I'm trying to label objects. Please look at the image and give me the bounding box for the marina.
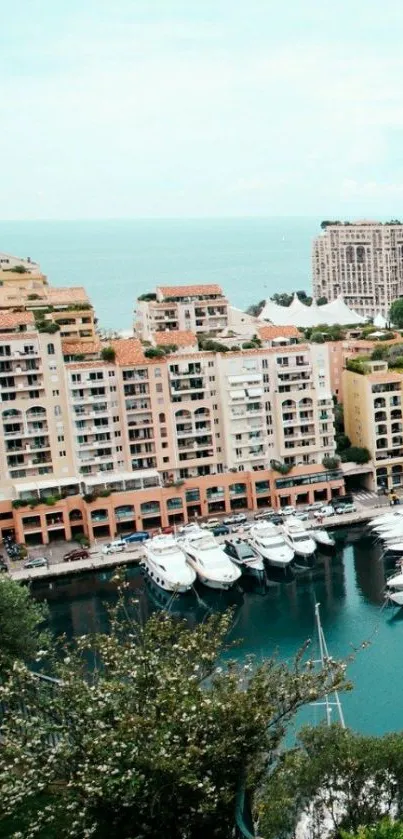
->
[26,522,403,737]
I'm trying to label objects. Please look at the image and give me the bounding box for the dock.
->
[9,547,143,583]
[6,502,392,584]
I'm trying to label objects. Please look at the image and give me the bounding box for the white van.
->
[102,540,126,555]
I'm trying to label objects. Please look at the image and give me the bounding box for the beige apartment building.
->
[312,221,403,319]
[343,361,403,491]
[134,284,230,340]
[0,266,345,544]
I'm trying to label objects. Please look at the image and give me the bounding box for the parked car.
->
[102,540,127,555]
[224,515,237,525]
[123,531,150,543]
[232,513,248,524]
[294,511,309,521]
[314,505,335,518]
[203,518,221,530]
[24,556,48,569]
[161,526,174,535]
[334,502,356,515]
[212,524,230,536]
[281,505,295,516]
[63,548,90,562]
[254,511,272,520]
[270,514,284,525]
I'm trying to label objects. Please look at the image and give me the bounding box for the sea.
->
[0,217,320,330]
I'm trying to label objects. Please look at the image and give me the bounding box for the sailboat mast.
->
[314,602,346,729]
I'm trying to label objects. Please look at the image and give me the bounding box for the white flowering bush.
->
[0,601,347,838]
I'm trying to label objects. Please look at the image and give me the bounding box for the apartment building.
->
[0,303,344,545]
[0,284,96,345]
[0,313,77,500]
[343,361,403,491]
[0,251,44,280]
[135,284,229,340]
[312,221,403,318]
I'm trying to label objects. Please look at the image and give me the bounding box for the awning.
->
[247,387,263,397]
[230,389,246,399]
[17,476,79,493]
[228,374,261,385]
[84,469,160,487]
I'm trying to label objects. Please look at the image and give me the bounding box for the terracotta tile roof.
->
[0,332,38,342]
[154,330,197,348]
[0,311,35,329]
[258,325,302,341]
[62,340,101,357]
[109,338,146,366]
[158,284,223,299]
[46,287,91,305]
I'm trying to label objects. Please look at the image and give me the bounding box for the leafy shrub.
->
[100,346,116,363]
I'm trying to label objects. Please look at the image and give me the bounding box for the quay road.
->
[6,490,392,584]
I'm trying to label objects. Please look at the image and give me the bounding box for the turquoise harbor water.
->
[0,217,320,330]
[31,527,403,738]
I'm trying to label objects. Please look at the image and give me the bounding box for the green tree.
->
[0,605,346,839]
[390,299,403,328]
[343,819,403,838]
[258,725,403,839]
[336,433,351,452]
[341,446,371,464]
[0,576,48,669]
[246,299,266,317]
[317,296,328,305]
[100,346,116,362]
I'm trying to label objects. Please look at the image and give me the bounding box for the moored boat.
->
[312,529,336,550]
[249,521,294,569]
[282,517,316,558]
[141,534,196,593]
[179,528,242,590]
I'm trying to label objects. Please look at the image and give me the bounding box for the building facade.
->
[312,221,403,318]
[134,284,230,340]
[343,361,403,491]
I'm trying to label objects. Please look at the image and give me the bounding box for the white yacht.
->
[282,517,316,558]
[370,511,403,529]
[141,534,196,593]
[312,529,336,550]
[386,570,403,590]
[379,524,403,544]
[249,521,294,569]
[179,528,241,590]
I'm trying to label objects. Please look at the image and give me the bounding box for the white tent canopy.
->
[373,312,388,329]
[258,294,366,327]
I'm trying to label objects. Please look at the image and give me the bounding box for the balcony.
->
[115,505,135,520]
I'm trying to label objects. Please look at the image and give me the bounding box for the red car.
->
[63,548,90,562]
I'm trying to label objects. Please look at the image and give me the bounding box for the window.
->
[108,370,115,377]
[154,368,161,377]
[110,385,117,392]
[114,430,121,437]
[162,442,168,448]
[159,412,166,423]
[163,456,169,463]
[113,415,119,422]
[52,389,59,397]
[54,406,61,417]
[57,434,64,442]
[59,450,66,457]
[156,384,163,393]
[47,343,55,355]
[71,373,81,383]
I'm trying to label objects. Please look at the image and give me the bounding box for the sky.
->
[1,0,403,219]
